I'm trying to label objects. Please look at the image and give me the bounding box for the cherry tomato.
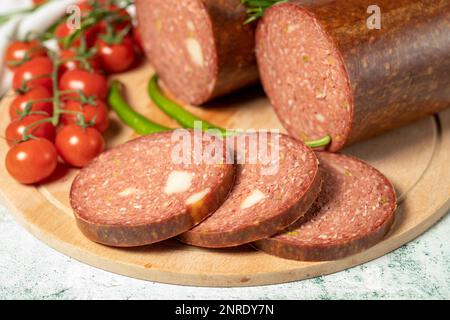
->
[9,86,53,120]
[97,5,132,33]
[56,125,105,168]
[5,40,47,69]
[59,49,101,74]
[61,99,109,133]
[6,139,58,184]
[32,0,47,5]
[12,56,53,92]
[76,0,111,12]
[59,69,107,99]
[96,36,135,73]
[6,115,56,146]
[55,21,98,49]
[76,0,94,15]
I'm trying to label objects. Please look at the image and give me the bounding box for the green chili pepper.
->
[147,74,331,148]
[148,75,227,135]
[108,80,170,135]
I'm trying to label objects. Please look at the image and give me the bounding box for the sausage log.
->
[135,0,259,105]
[256,0,450,151]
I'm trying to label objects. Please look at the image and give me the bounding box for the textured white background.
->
[0,203,448,300]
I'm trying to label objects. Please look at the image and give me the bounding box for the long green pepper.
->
[147,75,227,135]
[108,80,170,135]
[109,75,331,149]
[148,75,331,148]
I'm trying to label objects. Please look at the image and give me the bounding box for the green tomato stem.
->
[21,117,53,141]
[50,57,61,126]
[241,0,288,24]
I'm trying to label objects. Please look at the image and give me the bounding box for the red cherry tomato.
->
[5,40,47,69]
[75,0,111,12]
[96,36,135,73]
[97,5,132,33]
[55,21,98,49]
[55,125,105,168]
[59,49,101,74]
[61,99,109,133]
[32,0,47,5]
[12,56,53,92]
[6,139,58,185]
[6,115,56,146]
[76,0,94,15]
[59,69,107,99]
[9,86,53,120]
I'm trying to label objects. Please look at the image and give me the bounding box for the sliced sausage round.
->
[256,0,450,151]
[254,152,397,261]
[135,0,259,105]
[70,131,235,247]
[179,132,322,248]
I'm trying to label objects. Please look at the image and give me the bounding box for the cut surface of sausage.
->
[136,0,259,105]
[179,132,322,248]
[70,131,235,247]
[254,152,397,261]
[256,3,353,151]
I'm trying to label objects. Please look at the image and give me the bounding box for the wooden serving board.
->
[0,61,449,287]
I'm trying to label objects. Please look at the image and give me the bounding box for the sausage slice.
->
[70,131,235,247]
[254,152,397,261]
[135,0,259,105]
[179,133,322,248]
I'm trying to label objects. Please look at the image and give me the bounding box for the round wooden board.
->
[0,62,449,287]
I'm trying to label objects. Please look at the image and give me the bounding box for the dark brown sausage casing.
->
[135,0,259,105]
[256,0,450,151]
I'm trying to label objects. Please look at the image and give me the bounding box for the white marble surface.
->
[0,0,448,300]
[0,202,448,300]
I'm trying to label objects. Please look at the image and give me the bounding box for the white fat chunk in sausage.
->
[164,171,193,195]
[118,187,137,197]
[315,114,326,122]
[185,38,204,66]
[286,24,300,33]
[186,188,211,205]
[241,189,266,210]
[315,90,327,100]
[187,21,195,31]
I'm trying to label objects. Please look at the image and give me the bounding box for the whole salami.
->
[256,0,450,152]
[135,0,259,105]
[70,131,235,247]
[254,152,397,261]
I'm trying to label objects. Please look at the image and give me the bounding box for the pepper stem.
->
[305,135,332,149]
